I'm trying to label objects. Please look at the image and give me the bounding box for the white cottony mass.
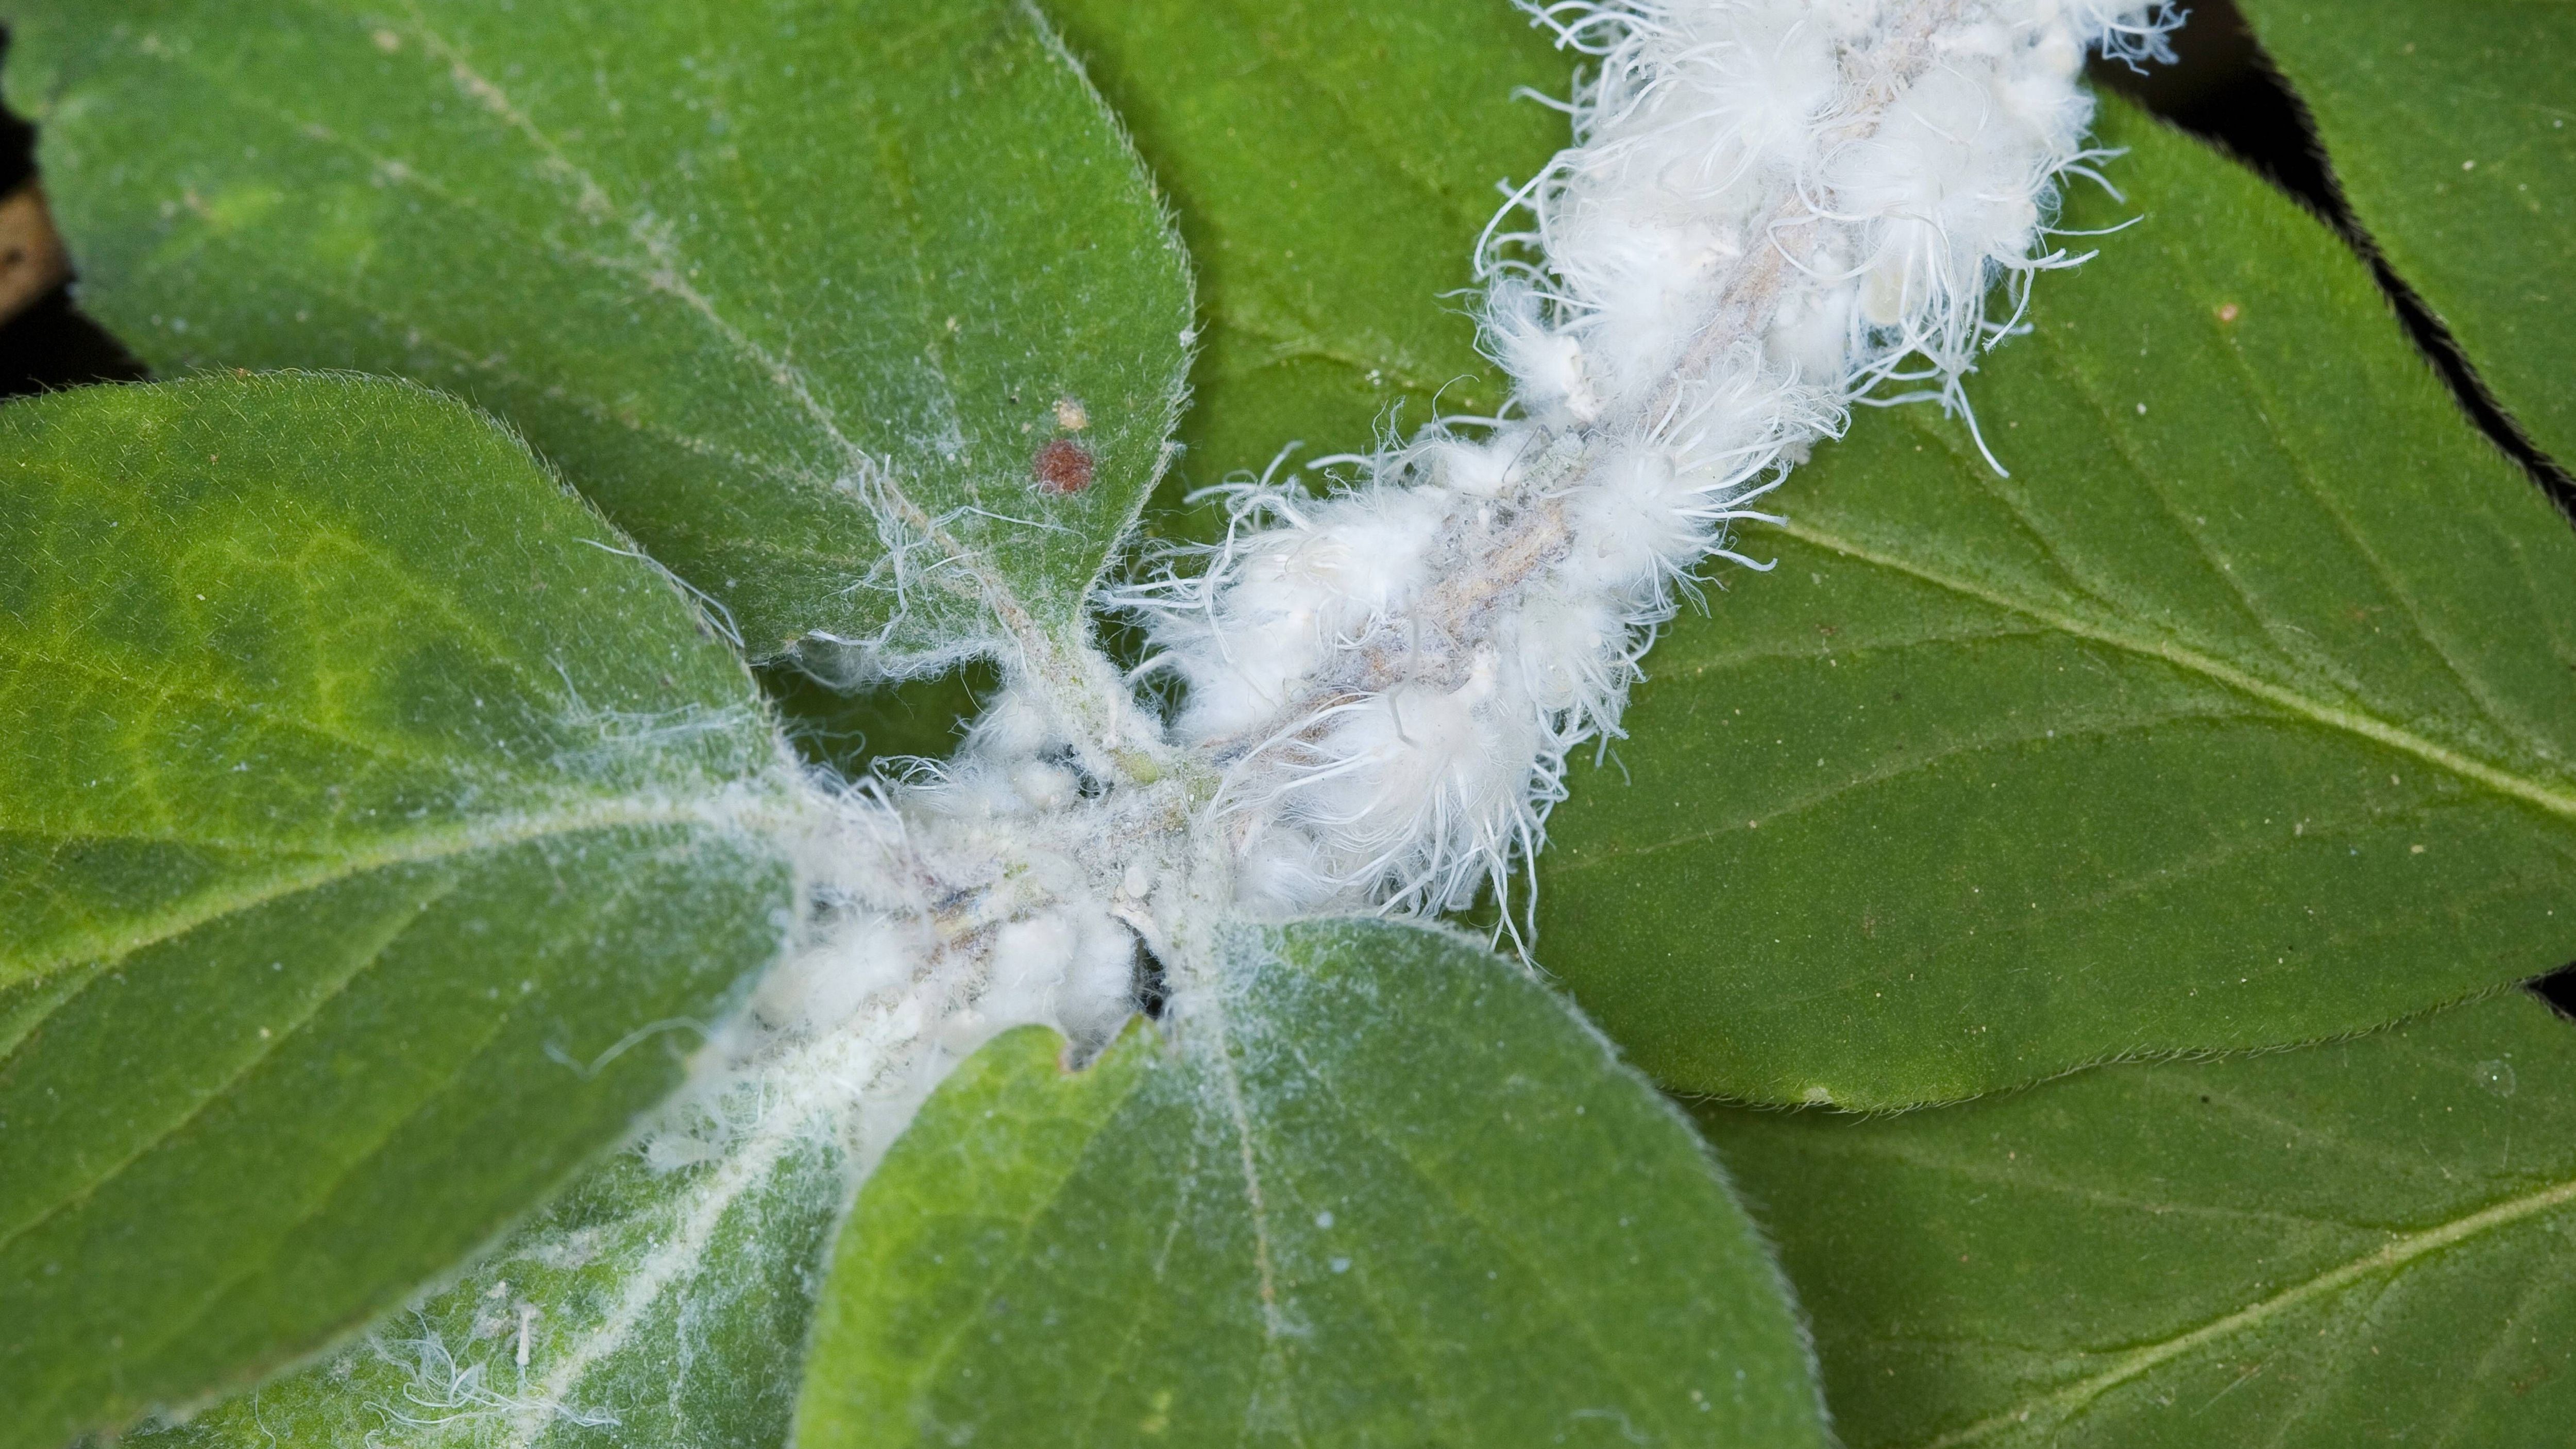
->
[120,5,2192,1435]
[730,0,2182,1192]
[1121,0,2178,931]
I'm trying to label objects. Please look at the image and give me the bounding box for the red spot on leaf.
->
[1034,437,1094,495]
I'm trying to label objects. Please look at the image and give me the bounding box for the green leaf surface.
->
[1698,992,2576,1448]
[756,657,996,783]
[798,919,1828,1448]
[1535,99,2576,1109]
[1045,0,1566,541]
[2238,0,2576,470]
[141,1101,850,1449]
[8,0,1193,660]
[0,374,794,1447]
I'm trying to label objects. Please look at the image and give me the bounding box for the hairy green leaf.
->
[1535,99,2576,1108]
[1699,992,2576,1447]
[798,919,1828,1448]
[2238,0,2576,470]
[1045,0,1566,541]
[0,374,795,1447]
[7,0,1192,660]
[137,1106,849,1449]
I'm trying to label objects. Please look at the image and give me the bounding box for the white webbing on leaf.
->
[1122,0,2175,928]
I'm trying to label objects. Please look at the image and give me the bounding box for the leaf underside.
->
[2237,0,2576,473]
[0,375,793,1448]
[798,919,1830,1448]
[7,0,1193,661]
[1536,99,2576,1107]
[1700,991,2576,1448]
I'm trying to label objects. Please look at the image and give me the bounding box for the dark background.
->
[2,4,2568,1016]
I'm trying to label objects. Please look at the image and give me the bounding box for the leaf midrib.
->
[1772,518,2576,822]
[0,793,734,993]
[1911,1171,2576,1447]
[1548,707,2243,874]
[1780,1124,2381,1235]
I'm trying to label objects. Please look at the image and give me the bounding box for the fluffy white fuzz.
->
[692,676,1206,1145]
[1122,0,2175,926]
[646,0,2185,1207]
[690,0,2183,1158]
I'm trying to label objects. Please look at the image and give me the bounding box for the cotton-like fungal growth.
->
[1124,0,2177,926]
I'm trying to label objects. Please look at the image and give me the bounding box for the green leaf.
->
[136,1106,850,1449]
[7,0,1193,660]
[2236,0,2576,471]
[1045,0,1567,541]
[1696,992,2576,1447]
[0,373,795,1447]
[756,656,997,782]
[797,919,1829,1447]
[1534,98,2576,1109]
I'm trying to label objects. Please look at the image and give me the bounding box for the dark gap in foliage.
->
[0,58,27,197]
[2091,1,2576,522]
[0,284,148,397]
[1132,934,1171,1021]
[0,30,149,398]
[2539,964,2576,1023]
